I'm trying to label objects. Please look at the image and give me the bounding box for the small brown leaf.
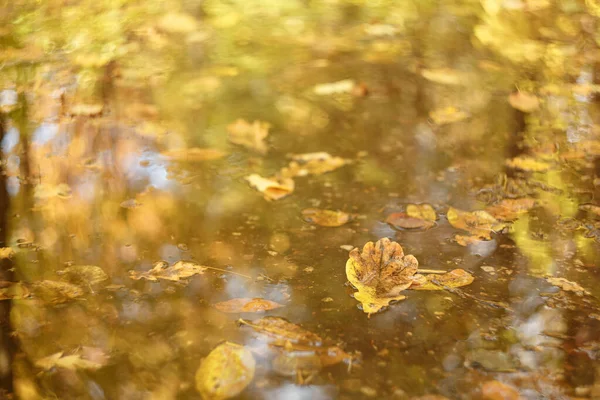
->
[195,342,255,400]
[245,174,294,201]
[238,317,322,346]
[214,298,284,313]
[129,261,207,282]
[58,265,108,287]
[227,119,270,154]
[345,238,419,314]
[546,277,589,295]
[508,91,539,113]
[386,212,435,230]
[302,208,353,227]
[282,152,351,177]
[409,269,474,290]
[447,207,505,240]
[486,198,535,221]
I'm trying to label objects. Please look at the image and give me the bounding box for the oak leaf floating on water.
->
[162,147,227,162]
[546,277,589,295]
[447,207,505,240]
[346,238,419,315]
[195,342,255,400]
[508,91,539,113]
[245,174,295,201]
[129,261,207,282]
[238,317,322,346]
[227,119,271,154]
[301,208,354,227]
[283,152,351,177]
[386,203,437,230]
[485,198,536,221]
[409,269,474,291]
[429,106,470,125]
[505,156,550,172]
[214,298,284,313]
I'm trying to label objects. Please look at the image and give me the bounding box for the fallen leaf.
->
[272,352,322,377]
[313,79,355,95]
[195,342,255,400]
[407,204,437,221]
[546,277,589,295]
[429,106,469,125]
[214,298,284,313]
[454,234,485,246]
[0,282,29,300]
[129,260,207,282]
[31,280,84,304]
[508,91,539,113]
[35,352,105,371]
[245,174,294,201]
[227,119,270,154]
[505,156,550,172]
[162,148,227,162]
[486,198,535,221]
[579,204,600,217]
[345,238,419,315]
[386,212,434,230]
[238,317,322,346]
[409,269,474,290]
[58,265,108,287]
[447,207,505,240]
[421,68,467,85]
[0,247,14,259]
[157,12,198,34]
[301,209,354,227]
[481,380,521,400]
[283,152,351,177]
[34,183,72,200]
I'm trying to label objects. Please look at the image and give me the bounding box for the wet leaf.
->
[301,209,354,227]
[421,68,467,85]
[546,277,589,295]
[0,247,14,259]
[129,261,207,282]
[195,342,255,400]
[466,349,517,372]
[35,352,106,371]
[227,119,270,154]
[283,152,351,177]
[409,269,474,290]
[272,352,322,377]
[454,234,485,246]
[238,317,322,345]
[386,213,434,230]
[313,79,355,95]
[429,106,469,125]
[481,380,521,400]
[407,204,437,221]
[245,174,294,201]
[58,265,108,287]
[31,280,84,304]
[505,156,550,172]
[447,207,505,240]
[162,148,227,162]
[214,298,284,313]
[345,238,419,315]
[0,282,30,301]
[486,198,535,221]
[508,91,539,113]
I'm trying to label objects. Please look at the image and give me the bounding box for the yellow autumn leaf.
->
[508,91,539,113]
[505,156,550,172]
[245,174,294,201]
[227,119,271,154]
[447,207,505,240]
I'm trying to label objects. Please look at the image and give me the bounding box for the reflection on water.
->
[1,0,600,398]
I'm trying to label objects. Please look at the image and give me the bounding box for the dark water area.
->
[1,1,600,399]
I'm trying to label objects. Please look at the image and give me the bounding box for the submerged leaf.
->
[508,91,539,113]
[283,152,351,177]
[162,148,227,162]
[429,106,469,125]
[409,269,474,290]
[214,298,284,313]
[238,317,322,346]
[31,280,84,304]
[447,207,505,240]
[546,277,589,295]
[129,261,207,282]
[195,342,255,400]
[272,352,322,377]
[301,209,354,227]
[505,156,550,172]
[386,204,437,230]
[245,174,295,201]
[485,198,535,221]
[58,265,108,287]
[345,238,419,314]
[35,352,106,371]
[227,119,270,154]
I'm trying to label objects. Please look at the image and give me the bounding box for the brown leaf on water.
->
[227,119,270,154]
[129,261,207,282]
[386,204,437,230]
[409,269,474,290]
[0,282,29,301]
[486,198,535,221]
[301,208,354,227]
[31,280,84,304]
[195,342,255,400]
[454,234,485,247]
[245,174,294,201]
[345,238,419,314]
[508,91,539,113]
[429,106,469,125]
[58,265,108,287]
[282,152,351,177]
[238,317,322,346]
[214,298,284,313]
[447,207,505,240]
[35,351,107,371]
[546,277,589,295]
[162,147,227,162]
[505,156,550,172]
